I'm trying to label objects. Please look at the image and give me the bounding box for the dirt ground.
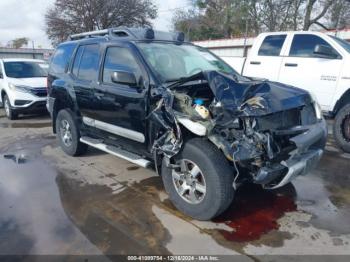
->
[0,109,350,261]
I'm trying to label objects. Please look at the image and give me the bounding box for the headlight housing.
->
[309,91,323,120]
[8,83,31,94]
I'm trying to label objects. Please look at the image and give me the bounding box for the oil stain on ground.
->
[293,151,350,236]
[57,175,171,255]
[0,155,102,255]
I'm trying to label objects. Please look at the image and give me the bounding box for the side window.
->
[50,44,76,74]
[102,47,142,85]
[73,44,100,81]
[289,34,336,58]
[258,35,286,56]
[72,46,84,76]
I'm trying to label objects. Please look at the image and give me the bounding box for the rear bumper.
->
[257,119,327,189]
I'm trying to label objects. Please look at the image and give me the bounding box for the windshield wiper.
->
[165,71,205,89]
[165,77,189,83]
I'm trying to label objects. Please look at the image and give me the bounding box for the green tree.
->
[173,0,339,41]
[10,37,29,49]
[46,0,158,45]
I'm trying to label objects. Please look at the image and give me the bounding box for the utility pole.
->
[32,40,35,59]
[243,18,249,57]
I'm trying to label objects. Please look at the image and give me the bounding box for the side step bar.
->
[80,136,151,168]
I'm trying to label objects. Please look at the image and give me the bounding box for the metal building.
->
[0,47,54,61]
[193,29,350,58]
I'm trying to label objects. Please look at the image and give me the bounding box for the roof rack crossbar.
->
[69,28,132,40]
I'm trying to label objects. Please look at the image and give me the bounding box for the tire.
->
[3,94,18,120]
[334,104,350,153]
[161,138,235,220]
[56,109,88,156]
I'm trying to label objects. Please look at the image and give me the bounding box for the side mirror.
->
[0,72,3,79]
[313,44,339,59]
[111,70,137,86]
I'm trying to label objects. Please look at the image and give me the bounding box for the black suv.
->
[47,28,327,220]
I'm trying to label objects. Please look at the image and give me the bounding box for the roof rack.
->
[69,28,132,40]
[68,27,186,42]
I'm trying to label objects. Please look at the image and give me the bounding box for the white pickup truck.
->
[221,31,350,152]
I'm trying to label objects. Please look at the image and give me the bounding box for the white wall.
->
[193,29,350,58]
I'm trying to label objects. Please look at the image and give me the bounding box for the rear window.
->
[50,43,76,74]
[258,35,286,56]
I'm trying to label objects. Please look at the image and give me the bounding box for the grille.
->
[256,103,317,131]
[30,88,47,97]
[256,108,301,131]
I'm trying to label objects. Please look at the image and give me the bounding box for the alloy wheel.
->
[172,159,206,204]
[60,119,73,147]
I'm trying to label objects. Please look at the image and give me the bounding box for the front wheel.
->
[3,94,17,120]
[161,138,235,220]
[334,104,350,153]
[56,109,88,156]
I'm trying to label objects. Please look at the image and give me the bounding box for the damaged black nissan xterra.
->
[47,28,327,220]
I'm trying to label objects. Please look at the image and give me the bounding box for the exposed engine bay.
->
[150,71,327,189]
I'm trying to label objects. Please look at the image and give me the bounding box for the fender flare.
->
[333,88,350,116]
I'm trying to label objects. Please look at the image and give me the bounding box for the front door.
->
[278,34,344,111]
[92,45,149,145]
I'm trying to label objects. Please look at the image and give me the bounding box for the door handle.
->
[285,63,298,67]
[250,61,261,65]
[95,91,105,99]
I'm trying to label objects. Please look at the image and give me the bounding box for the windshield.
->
[330,36,350,53]
[137,42,238,82]
[4,61,48,78]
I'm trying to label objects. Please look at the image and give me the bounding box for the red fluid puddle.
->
[213,184,297,242]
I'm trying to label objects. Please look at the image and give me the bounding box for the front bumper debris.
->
[259,119,327,189]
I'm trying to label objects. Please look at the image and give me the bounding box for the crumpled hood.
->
[168,70,311,117]
[6,77,47,89]
[203,71,312,116]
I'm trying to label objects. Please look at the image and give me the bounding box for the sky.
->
[0,0,189,49]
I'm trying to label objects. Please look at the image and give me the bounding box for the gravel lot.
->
[0,109,350,261]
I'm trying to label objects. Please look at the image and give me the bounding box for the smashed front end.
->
[150,71,327,189]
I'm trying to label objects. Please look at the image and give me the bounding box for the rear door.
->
[91,44,149,144]
[70,43,101,119]
[243,34,287,81]
[278,34,343,110]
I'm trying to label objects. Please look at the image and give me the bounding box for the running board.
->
[80,136,151,168]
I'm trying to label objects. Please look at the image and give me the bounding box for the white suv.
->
[0,59,48,120]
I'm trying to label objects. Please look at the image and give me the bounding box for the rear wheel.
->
[3,94,17,120]
[334,104,350,153]
[161,138,235,220]
[56,109,88,156]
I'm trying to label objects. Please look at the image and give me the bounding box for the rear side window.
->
[72,44,100,81]
[50,43,76,74]
[102,46,142,84]
[72,46,84,76]
[258,35,286,56]
[289,34,335,57]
